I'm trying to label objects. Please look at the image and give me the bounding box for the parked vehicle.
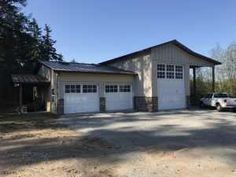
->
[200,93,236,111]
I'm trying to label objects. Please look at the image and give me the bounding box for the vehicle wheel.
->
[216,103,222,112]
[199,102,205,108]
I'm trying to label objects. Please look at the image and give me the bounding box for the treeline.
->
[0,0,63,105]
[193,43,236,97]
[0,0,63,74]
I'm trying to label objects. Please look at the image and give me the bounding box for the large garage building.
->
[17,40,221,114]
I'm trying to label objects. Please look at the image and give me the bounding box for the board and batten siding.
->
[38,65,51,81]
[38,65,58,113]
[57,72,134,99]
[108,53,153,97]
[151,43,215,98]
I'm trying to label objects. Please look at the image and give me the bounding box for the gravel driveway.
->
[59,109,236,177]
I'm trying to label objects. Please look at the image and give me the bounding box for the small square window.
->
[167,72,174,79]
[157,64,165,71]
[157,64,166,78]
[176,66,183,72]
[120,85,131,92]
[76,85,80,93]
[175,66,183,79]
[176,73,183,79]
[157,72,165,78]
[65,85,70,93]
[167,65,174,71]
[70,85,75,93]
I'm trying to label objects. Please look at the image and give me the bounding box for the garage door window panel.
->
[157,64,165,78]
[70,85,76,93]
[83,85,97,93]
[65,85,81,93]
[166,65,174,79]
[76,85,81,93]
[65,85,70,93]
[105,85,118,93]
[175,66,183,79]
[119,85,131,92]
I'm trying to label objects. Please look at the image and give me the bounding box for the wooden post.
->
[212,66,215,92]
[19,84,22,113]
[193,67,196,96]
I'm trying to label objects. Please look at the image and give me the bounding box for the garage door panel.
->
[105,84,133,111]
[64,84,99,114]
[106,93,133,111]
[157,64,186,110]
[158,79,186,110]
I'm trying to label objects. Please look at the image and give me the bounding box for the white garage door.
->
[64,84,99,114]
[157,64,186,110]
[105,84,133,111]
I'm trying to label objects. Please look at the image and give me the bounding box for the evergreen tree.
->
[0,0,63,72]
[28,18,43,61]
[42,24,62,61]
[0,0,28,73]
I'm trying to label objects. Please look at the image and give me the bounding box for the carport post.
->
[19,83,22,113]
[212,66,215,92]
[193,67,196,96]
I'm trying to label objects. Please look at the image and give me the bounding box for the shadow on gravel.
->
[0,110,236,170]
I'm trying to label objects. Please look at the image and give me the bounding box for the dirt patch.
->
[0,113,117,177]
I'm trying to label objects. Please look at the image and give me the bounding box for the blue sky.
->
[24,0,236,63]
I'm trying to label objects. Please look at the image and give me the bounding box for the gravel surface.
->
[60,110,236,177]
[0,110,236,177]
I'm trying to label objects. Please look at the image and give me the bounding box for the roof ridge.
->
[99,39,221,65]
[39,59,136,75]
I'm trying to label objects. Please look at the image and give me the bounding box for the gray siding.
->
[108,53,153,97]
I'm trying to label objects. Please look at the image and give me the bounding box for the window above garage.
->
[157,64,183,79]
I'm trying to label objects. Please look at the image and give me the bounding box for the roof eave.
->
[55,70,137,75]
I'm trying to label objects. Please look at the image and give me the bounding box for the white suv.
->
[200,93,236,111]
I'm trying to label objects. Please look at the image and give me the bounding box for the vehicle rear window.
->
[214,93,228,98]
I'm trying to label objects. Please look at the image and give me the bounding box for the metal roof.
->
[100,40,222,65]
[11,74,50,84]
[40,61,136,75]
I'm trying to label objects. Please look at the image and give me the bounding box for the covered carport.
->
[11,74,50,113]
[190,64,220,105]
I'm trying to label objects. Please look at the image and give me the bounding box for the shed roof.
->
[40,61,136,75]
[100,40,221,65]
[11,74,50,84]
